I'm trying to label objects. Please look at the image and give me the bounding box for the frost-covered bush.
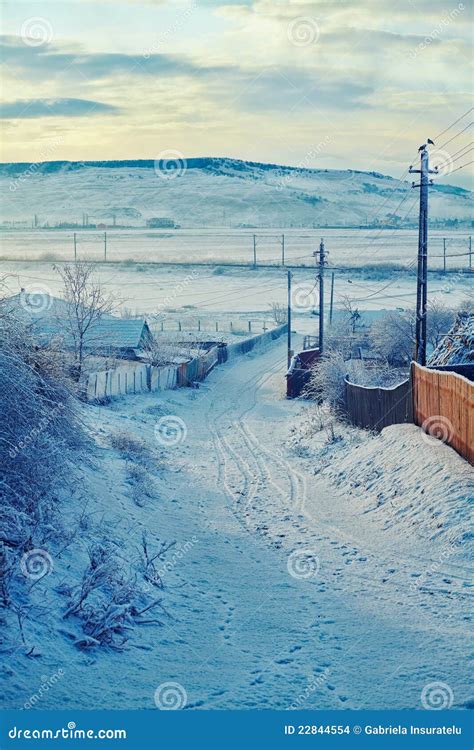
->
[0,312,83,599]
[305,351,368,408]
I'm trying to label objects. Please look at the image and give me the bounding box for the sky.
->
[1,0,473,187]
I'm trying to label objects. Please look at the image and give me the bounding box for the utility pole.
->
[73,232,77,261]
[253,235,257,268]
[329,271,335,325]
[281,234,285,266]
[409,144,437,366]
[104,231,107,262]
[469,236,472,270]
[443,238,447,273]
[314,238,327,353]
[287,270,292,368]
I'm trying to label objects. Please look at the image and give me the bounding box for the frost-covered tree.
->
[54,261,116,380]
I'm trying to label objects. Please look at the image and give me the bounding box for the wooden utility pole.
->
[104,231,107,261]
[443,238,447,273]
[317,238,326,353]
[469,236,472,269]
[73,232,77,261]
[329,271,335,325]
[287,270,292,367]
[253,234,257,268]
[281,234,285,266]
[409,144,437,365]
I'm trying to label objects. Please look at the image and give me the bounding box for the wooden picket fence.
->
[411,362,473,464]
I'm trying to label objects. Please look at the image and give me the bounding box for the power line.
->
[437,122,473,151]
[432,107,473,141]
[439,160,473,177]
[436,147,474,172]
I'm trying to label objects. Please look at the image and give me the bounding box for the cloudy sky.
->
[1,0,472,185]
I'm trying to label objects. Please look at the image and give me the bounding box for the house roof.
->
[2,292,151,351]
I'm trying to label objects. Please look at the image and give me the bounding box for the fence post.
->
[443,238,447,273]
[216,321,218,332]
[73,232,77,261]
[104,231,107,262]
[248,321,252,332]
[469,236,472,269]
[178,321,182,332]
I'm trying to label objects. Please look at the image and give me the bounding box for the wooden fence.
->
[342,365,472,464]
[84,324,287,402]
[344,377,413,431]
[412,362,473,464]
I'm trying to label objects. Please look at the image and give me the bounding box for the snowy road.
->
[4,337,470,712]
[90,338,471,711]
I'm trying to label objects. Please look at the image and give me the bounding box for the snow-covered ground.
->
[1,261,472,328]
[0,227,472,271]
[2,335,472,711]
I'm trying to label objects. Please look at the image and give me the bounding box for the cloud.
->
[0,98,121,119]
[0,36,231,83]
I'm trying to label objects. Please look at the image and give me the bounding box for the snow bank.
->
[290,413,473,560]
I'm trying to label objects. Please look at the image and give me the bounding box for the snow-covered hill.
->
[1,157,472,228]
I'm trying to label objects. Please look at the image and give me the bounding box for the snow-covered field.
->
[0,227,472,271]
[2,336,472,711]
[1,260,472,330]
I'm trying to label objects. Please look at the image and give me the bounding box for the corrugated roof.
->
[2,293,150,350]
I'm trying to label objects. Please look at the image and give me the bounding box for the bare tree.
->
[269,302,287,325]
[54,262,116,380]
[340,295,362,334]
[426,300,455,350]
[370,309,415,365]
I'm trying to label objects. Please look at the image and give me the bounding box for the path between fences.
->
[84,324,288,402]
